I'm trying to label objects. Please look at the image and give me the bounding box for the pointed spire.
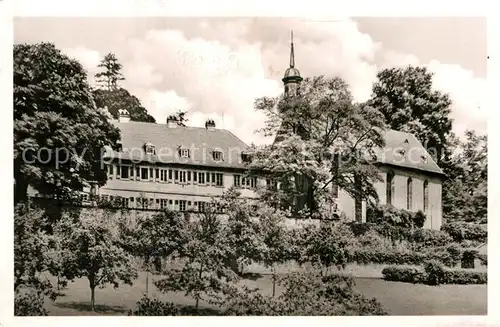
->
[290,30,295,68]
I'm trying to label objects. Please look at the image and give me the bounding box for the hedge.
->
[349,244,462,267]
[382,265,487,285]
[441,222,487,243]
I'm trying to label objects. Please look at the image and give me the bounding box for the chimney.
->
[118,109,130,123]
[205,119,216,131]
[166,115,178,128]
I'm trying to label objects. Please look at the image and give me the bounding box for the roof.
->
[104,121,249,169]
[373,129,444,175]
[284,67,301,78]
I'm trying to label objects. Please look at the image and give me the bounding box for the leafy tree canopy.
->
[13,42,121,203]
[248,76,386,216]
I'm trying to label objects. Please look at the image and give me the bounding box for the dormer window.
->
[144,142,155,155]
[397,149,406,156]
[213,150,223,161]
[179,148,190,158]
[114,140,123,152]
[241,151,251,163]
[421,154,428,163]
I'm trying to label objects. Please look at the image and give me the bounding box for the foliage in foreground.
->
[133,271,386,316]
[14,204,62,315]
[382,263,487,285]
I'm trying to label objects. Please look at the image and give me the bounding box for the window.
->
[129,166,134,179]
[136,167,140,180]
[168,169,173,182]
[213,150,223,161]
[206,172,210,184]
[250,177,257,189]
[180,149,190,158]
[386,171,395,205]
[129,197,134,204]
[160,169,167,182]
[145,143,156,155]
[180,171,187,183]
[198,201,207,212]
[193,171,197,182]
[150,168,154,181]
[160,199,168,209]
[120,165,129,179]
[212,173,216,185]
[187,171,191,182]
[116,165,121,179]
[198,172,205,184]
[423,180,429,212]
[234,175,241,187]
[407,177,413,210]
[141,167,149,180]
[108,165,113,179]
[122,197,129,208]
[156,169,160,180]
[216,173,224,187]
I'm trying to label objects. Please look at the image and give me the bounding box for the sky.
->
[13,17,487,145]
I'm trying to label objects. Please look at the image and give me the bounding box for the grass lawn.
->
[44,272,487,316]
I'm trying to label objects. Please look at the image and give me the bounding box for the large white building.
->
[96,36,445,229]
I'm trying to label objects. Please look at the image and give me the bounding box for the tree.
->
[154,206,239,310]
[14,204,62,315]
[443,130,487,223]
[218,189,265,274]
[258,206,290,296]
[119,210,188,295]
[368,66,453,165]
[295,221,356,274]
[92,87,156,123]
[249,76,386,218]
[92,53,156,123]
[95,53,125,90]
[13,42,121,204]
[55,208,138,311]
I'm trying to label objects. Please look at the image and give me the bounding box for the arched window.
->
[386,171,395,205]
[423,180,429,212]
[407,177,413,210]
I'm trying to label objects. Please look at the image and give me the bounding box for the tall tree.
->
[92,53,156,123]
[55,209,138,311]
[443,130,487,223]
[119,210,188,295]
[13,43,121,203]
[368,66,453,164]
[95,53,125,90]
[248,76,386,218]
[92,88,156,123]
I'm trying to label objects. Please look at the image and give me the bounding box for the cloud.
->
[62,46,101,84]
[59,18,486,145]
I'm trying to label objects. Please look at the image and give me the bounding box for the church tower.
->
[282,31,303,96]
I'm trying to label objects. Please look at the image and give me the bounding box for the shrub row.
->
[382,264,487,285]
[441,222,487,243]
[348,222,453,247]
[366,204,426,228]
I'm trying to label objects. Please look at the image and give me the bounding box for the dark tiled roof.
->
[106,121,443,175]
[374,129,444,175]
[104,121,249,169]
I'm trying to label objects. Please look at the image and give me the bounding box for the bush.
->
[382,266,424,283]
[443,270,487,285]
[410,229,453,248]
[461,249,478,269]
[129,296,221,316]
[15,291,48,316]
[367,204,426,228]
[424,260,446,285]
[381,265,487,285]
[441,222,487,243]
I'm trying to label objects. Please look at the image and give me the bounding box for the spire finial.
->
[290,30,295,68]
